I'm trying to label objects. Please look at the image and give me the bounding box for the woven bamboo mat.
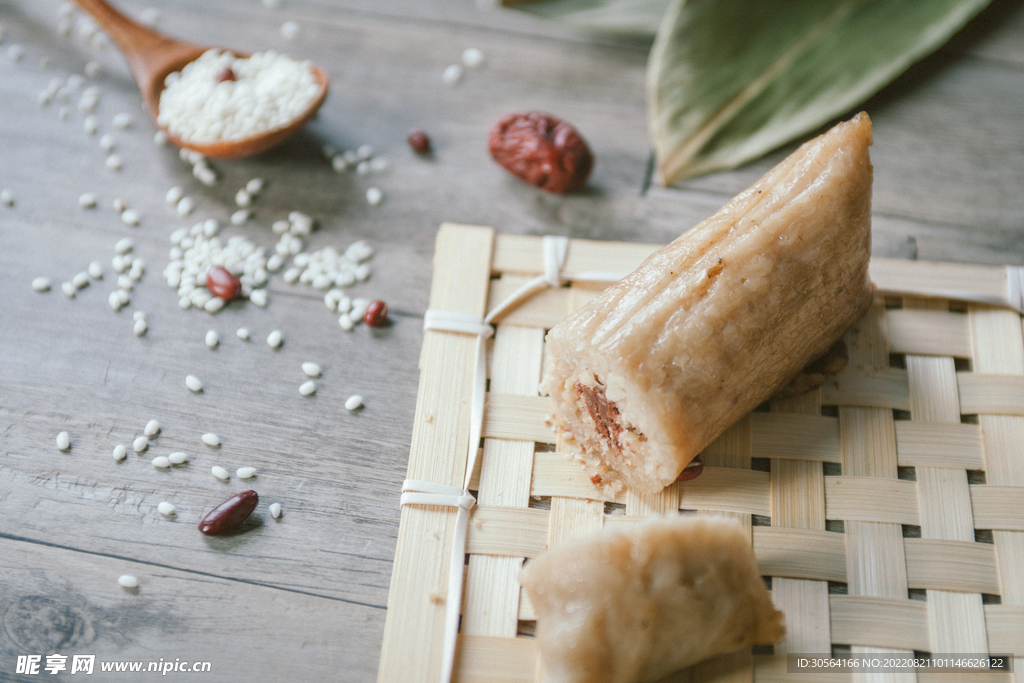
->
[378,223,1024,683]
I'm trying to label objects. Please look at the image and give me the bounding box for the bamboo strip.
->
[824,477,919,525]
[752,655,851,683]
[957,374,1024,416]
[838,304,915,683]
[970,486,1024,531]
[970,306,1024,683]
[466,506,548,559]
[821,369,910,411]
[491,234,657,278]
[453,634,536,683]
[868,259,1009,306]
[829,596,930,652]
[378,223,495,683]
[530,451,623,503]
[905,300,988,655]
[485,282,571,329]
[694,416,754,683]
[678,467,771,516]
[984,605,1024,653]
[750,412,840,463]
[904,538,999,594]
[769,390,832,657]
[483,394,555,444]
[893,422,985,469]
[885,308,971,359]
[753,527,847,583]
[465,323,546,638]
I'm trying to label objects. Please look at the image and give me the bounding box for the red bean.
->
[206,265,242,301]
[407,129,431,154]
[198,490,258,535]
[364,300,388,327]
[676,457,704,482]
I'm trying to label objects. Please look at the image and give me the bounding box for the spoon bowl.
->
[73,0,329,159]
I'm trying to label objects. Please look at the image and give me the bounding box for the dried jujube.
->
[488,111,593,193]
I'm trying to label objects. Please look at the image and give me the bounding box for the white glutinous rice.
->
[152,455,171,468]
[345,395,363,411]
[301,362,321,377]
[165,186,183,204]
[118,574,138,589]
[56,431,71,451]
[133,318,147,336]
[0,188,14,207]
[85,60,102,78]
[202,432,220,447]
[114,237,134,254]
[204,297,224,313]
[280,21,300,40]
[235,189,251,207]
[108,292,122,310]
[177,196,194,216]
[112,444,127,461]
[105,154,122,171]
[112,112,133,129]
[236,327,250,340]
[157,49,319,144]
[79,192,98,208]
[168,451,188,464]
[185,374,203,392]
[112,197,127,213]
[32,277,51,292]
[246,177,264,194]
[366,187,383,206]
[338,314,354,331]
[144,419,161,437]
[269,502,282,518]
[211,465,229,481]
[157,501,176,516]
[61,281,76,298]
[462,47,485,68]
[133,310,146,322]
[154,130,168,146]
[267,329,282,349]
[72,271,90,289]
[132,436,149,453]
[231,209,251,225]
[99,133,116,151]
[121,209,140,226]
[83,115,98,135]
[299,381,316,396]
[206,330,219,348]
[442,64,463,85]
[249,288,268,307]
[88,261,103,279]
[236,466,256,479]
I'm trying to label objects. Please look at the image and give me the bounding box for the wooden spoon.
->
[73,0,329,159]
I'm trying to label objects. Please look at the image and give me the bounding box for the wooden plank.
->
[0,537,383,682]
[453,634,536,683]
[466,506,548,559]
[378,224,494,683]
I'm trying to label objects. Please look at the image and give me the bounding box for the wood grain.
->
[2,0,1024,678]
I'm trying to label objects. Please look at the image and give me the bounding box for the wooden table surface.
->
[1,0,1022,680]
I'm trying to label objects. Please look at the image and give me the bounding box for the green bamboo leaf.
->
[648,0,992,184]
[508,0,669,37]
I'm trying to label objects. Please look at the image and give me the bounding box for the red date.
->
[198,490,258,535]
[676,457,704,482]
[364,300,388,327]
[407,129,431,154]
[488,111,593,193]
[206,265,242,301]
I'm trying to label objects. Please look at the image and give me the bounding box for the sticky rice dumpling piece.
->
[543,113,874,493]
[519,515,785,683]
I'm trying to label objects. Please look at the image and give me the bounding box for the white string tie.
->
[405,309,490,683]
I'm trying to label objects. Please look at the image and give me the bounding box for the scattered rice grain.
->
[267,329,282,349]
[301,361,321,377]
[236,466,256,479]
[269,502,282,518]
[366,187,383,206]
[236,327,250,340]
[152,455,171,468]
[105,154,122,171]
[211,465,229,480]
[118,574,138,588]
[112,444,127,461]
[165,186,183,204]
[299,380,316,396]
[56,431,71,451]
[185,374,203,392]
[205,330,219,348]
[249,289,267,307]
[133,436,149,452]
[202,433,220,447]
[121,209,140,226]
[157,501,176,516]
[114,237,134,254]
[144,419,160,436]
[61,281,76,298]
[345,395,363,411]
[32,277,51,292]
[168,451,188,464]
[88,261,103,279]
